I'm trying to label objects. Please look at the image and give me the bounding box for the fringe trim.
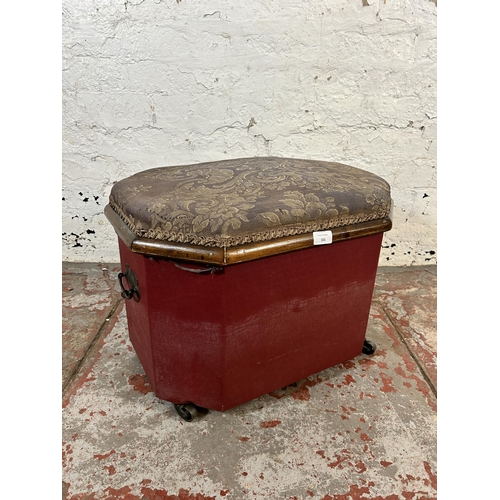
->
[108,199,390,249]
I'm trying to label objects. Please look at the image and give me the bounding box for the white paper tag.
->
[313,230,333,245]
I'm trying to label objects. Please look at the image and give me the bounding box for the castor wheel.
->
[174,403,199,422]
[362,339,376,355]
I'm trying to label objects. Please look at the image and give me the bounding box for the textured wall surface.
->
[62,0,437,265]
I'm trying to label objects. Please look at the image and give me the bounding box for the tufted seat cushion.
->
[107,157,391,250]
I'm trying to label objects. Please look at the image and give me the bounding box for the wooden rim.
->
[105,204,392,266]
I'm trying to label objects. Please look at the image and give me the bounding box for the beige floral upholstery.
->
[108,157,391,248]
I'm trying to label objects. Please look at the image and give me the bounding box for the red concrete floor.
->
[62,263,437,500]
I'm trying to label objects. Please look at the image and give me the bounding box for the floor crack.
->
[380,303,437,399]
[62,298,124,397]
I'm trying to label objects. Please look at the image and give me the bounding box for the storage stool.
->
[105,157,392,420]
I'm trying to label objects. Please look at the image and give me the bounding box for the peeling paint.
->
[93,450,116,461]
[63,265,436,499]
[128,374,154,395]
[379,372,397,393]
[259,420,282,428]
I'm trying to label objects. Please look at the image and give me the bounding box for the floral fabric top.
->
[108,157,391,248]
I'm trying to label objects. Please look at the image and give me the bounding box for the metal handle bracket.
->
[118,264,140,300]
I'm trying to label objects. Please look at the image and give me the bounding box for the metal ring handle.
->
[118,272,134,299]
[118,264,140,300]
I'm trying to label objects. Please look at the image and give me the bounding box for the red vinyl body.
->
[118,233,383,411]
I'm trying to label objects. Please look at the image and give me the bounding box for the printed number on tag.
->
[313,230,333,245]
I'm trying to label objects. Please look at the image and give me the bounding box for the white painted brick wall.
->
[62,0,437,265]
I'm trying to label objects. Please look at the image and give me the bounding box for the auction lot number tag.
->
[313,230,333,245]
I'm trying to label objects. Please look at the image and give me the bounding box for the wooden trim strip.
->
[105,204,392,266]
[224,218,392,265]
[104,205,224,264]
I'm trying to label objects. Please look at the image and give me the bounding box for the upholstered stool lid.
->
[105,157,391,264]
